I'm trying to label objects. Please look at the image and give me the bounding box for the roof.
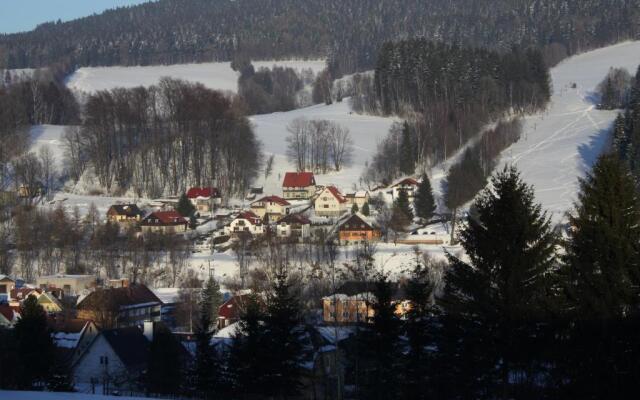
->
[11,288,41,300]
[252,195,291,207]
[235,211,262,226]
[0,274,14,282]
[108,204,143,217]
[102,327,150,368]
[346,191,369,198]
[277,213,311,225]
[325,186,348,203]
[0,304,20,322]
[283,172,316,188]
[339,213,378,231]
[141,210,188,226]
[331,281,406,300]
[393,178,419,187]
[77,284,161,311]
[186,187,220,199]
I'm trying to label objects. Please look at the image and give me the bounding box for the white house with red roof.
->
[140,210,188,234]
[225,211,265,237]
[391,177,419,200]
[282,172,317,200]
[186,187,222,213]
[315,186,348,217]
[250,195,291,222]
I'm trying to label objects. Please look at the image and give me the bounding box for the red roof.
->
[142,211,188,226]
[252,195,291,207]
[218,294,251,320]
[277,213,311,225]
[282,172,316,188]
[326,186,348,203]
[10,288,41,300]
[393,178,419,187]
[236,211,262,225]
[0,304,20,322]
[186,187,220,199]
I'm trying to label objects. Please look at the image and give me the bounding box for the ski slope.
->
[65,59,326,93]
[496,41,640,224]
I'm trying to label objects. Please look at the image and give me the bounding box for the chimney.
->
[143,321,154,342]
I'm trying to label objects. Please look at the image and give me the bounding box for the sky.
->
[0,0,153,34]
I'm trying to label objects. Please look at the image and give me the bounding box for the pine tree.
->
[557,154,640,398]
[202,276,223,327]
[261,267,304,398]
[394,188,413,220]
[399,122,415,175]
[403,256,436,400]
[193,277,223,398]
[612,113,628,160]
[176,193,195,217]
[14,295,55,389]
[351,203,359,214]
[414,173,436,222]
[361,202,371,216]
[354,273,403,400]
[147,324,183,395]
[438,166,557,398]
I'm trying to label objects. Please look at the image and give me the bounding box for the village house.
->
[345,191,370,210]
[315,186,348,217]
[50,318,100,367]
[250,195,292,222]
[225,211,265,237]
[0,275,16,302]
[106,204,144,225]
[390,177,419,200]
[36,274,96,297]
[338,213,382,245]
[0,304,20,327]
[276,213,312,242]
[282,172,317,200]
[187,187,222,214]
[217,293,254,329]
[76,284,162,329]
[140,210,188,234]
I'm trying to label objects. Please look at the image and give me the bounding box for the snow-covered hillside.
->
[30,125,69,170]
[496,41,640,224]
[65,59,326,93]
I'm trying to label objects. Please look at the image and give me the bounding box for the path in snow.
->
[496,41,640,225]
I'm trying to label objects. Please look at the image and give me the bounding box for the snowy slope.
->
[496,41,640,224]
[250,100,397,197]
[29,125,70,171]
[65,60,326,93]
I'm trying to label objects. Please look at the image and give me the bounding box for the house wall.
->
[322,298,373,324]
[225,219,264,236]
[315,190,346,217]
[276,223,310,241]
[283,186,315,200]
[36,276,95,296]
[141,224,187,235]
[339,230,381,245]
[0,279,15,297]
[73,335,127,385]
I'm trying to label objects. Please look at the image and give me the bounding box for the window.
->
[323,205,329,208]
[100,356,109,365]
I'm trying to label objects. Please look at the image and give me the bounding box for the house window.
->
[100,356,109,365]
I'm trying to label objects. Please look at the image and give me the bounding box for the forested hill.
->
[1,0,639,74]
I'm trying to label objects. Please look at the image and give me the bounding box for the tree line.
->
[361,40,549,185]
[1,0,639,76]
[610,65,640,182]
[70,78,262,198]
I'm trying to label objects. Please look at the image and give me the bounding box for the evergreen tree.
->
[612,113,628,160]
[399,122,415,175]
[361,202,370,216]
[351,203,359,214]
[354,273,403,400]
[147,325,183,395]
[394,188,413,221]
[228,295,268,397]
[14,295,55,389]
[414,173,436,221]
[557,154,640,398]
[438,166,557,398]
[176,193,195,217]
[403,257,436,400]
[193,277,223,398]
[262,267,304,398]
[202,276,223,326]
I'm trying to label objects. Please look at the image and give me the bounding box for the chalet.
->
[76,284,162,329]
[276,213,311,242]
[345,191,370,210]
[315,186,348,217]
[106,204,144,225]
[282,172,316,200]
[36,274,96,297]
[391,177,419,200]
[73,324,152,392]
[225,211,265,237]
[0,304,20,327]
[322,281,411,325]
[187,187,222,213]
[250,195,291,222]
[0,275,15,302]
[140,210,188,234]
[338,213,382,245]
